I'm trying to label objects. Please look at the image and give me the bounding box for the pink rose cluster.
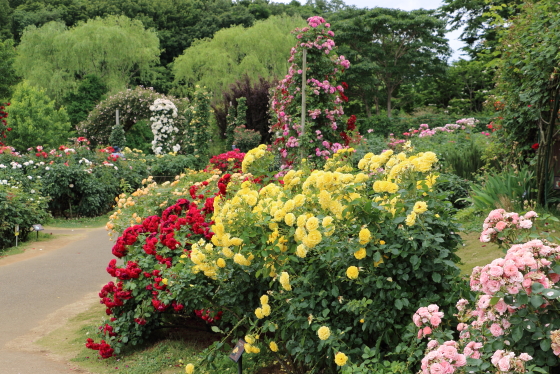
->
[479,209,537,243]
[270,15,351,169]
[413,304,444,338]
[420,340,467,374]
[491,350,532,373]
[471,239,560,296]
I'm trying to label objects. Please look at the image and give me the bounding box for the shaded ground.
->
[0,227,113,374]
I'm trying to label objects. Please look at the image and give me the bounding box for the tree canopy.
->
[333,8,450,117]
[172,15,305,99]
[14,15,160,101]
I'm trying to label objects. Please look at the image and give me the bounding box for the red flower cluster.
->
[86,338,114,358]
[106,259,142,280]
[205,150,245,173]
[532,143,539,150]
[99,281,132,315]
[194,309,223,324]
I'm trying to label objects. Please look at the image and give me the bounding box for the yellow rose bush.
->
[162,146,463,372]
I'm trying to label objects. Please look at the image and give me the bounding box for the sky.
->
[278,0,468,61]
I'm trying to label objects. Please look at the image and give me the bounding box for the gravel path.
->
[0,227,114,374]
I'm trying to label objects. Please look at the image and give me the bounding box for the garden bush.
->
[233,125,261,152]
[0,169,50,249]
[409,209,560,373]
[89,145,465,374]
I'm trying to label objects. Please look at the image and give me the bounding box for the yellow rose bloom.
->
[262,303,271,316]
[354,248,367,260]
[296,244,308,258]
[305,216,319,231]
[245,335,255,344]
[255,308,264,319]
[405,211,417,226]
[297,214,307,227]
[317,326,331,340]
[274,209,287,222]
[294,194,306,207]
[335,352,348,366]
[222,247,234,258]
[322,216,334,228]
[413,201,428,214]
[269,341,279,352]
[358,228,371,245]
[260,295,269,305]
[346,266,359,279]
[303,230,322,248]
[294,227,306,242]
[216,258,226,268]
[284,200,295,212]
[185,363,194,374]
[379,240,386,245]
[279,272,292,291]
[230,237,243,246]
[284,213,296,226]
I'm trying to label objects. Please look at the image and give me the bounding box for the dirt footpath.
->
[0,227,114,374]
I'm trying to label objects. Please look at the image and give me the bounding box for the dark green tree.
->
[333,8,450,117]
[440,0,524,58]
[109,122,126,150]
[0,39,20,101]
[62,74,108,125]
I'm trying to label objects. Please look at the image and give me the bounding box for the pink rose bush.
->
[414,212,560,373]
[480,209,538,248]
[270,16,357,170]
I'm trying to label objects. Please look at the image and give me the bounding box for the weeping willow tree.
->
[14,15,160,101]
[171,15,305,98]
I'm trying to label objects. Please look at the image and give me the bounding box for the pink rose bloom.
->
[495,221,507,231]
[494,299,508,314]
[429,362,445,374]
[550,273,560,283]
[457,323,467,331]
[478,295,492,309]
[519,353,532,361]
[506,285,520,294]
[488,265,504,277]
[501,319,511,329]
[430,315,442,327]
[427,340,439,349]
[524,211,538,219]
[490,323,504,337]
[438,361,454,373]
[503,261,519,277]
[440,345,458,360]
[455,354,467,367]
[418,329,424,339]
[518,219,532,229]
[423,326,432,336]
[413,313,422,327]
[427,304,439,312]
[498,356,511,372]
[484,280,501,294]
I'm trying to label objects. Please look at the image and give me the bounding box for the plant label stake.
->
[14,224,19,247]
[229,339,245,374]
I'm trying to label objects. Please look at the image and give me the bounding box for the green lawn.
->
[45,214,110,229]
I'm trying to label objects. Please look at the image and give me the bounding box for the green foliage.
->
[469,167,536,212]
[435,173,472,210]
[440,0,523,58]
[125,120,154,154]
[5,81,73,151]
[15,15,160,101]
[233,125,260,153]
[0,179,50,249]
[0,0,13,40]
[62,74,108,126]
[443,140,484,180]
[77,86,179,146]
[172,15,305,98]
[109,123,126,150]
[492,0,560,206]
[333,8,450,117]
[0,39,19,101]
[180,86,212,163]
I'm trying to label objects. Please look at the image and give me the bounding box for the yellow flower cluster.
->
[241,144,267,173]
[255,294,271,319]
[323,147,355,172]
[317,326,331,340]
[279,271,292,291]
[269,341,279,352]
[185,363,194,374]
[372,180,399,194]
[358,149,394,172]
